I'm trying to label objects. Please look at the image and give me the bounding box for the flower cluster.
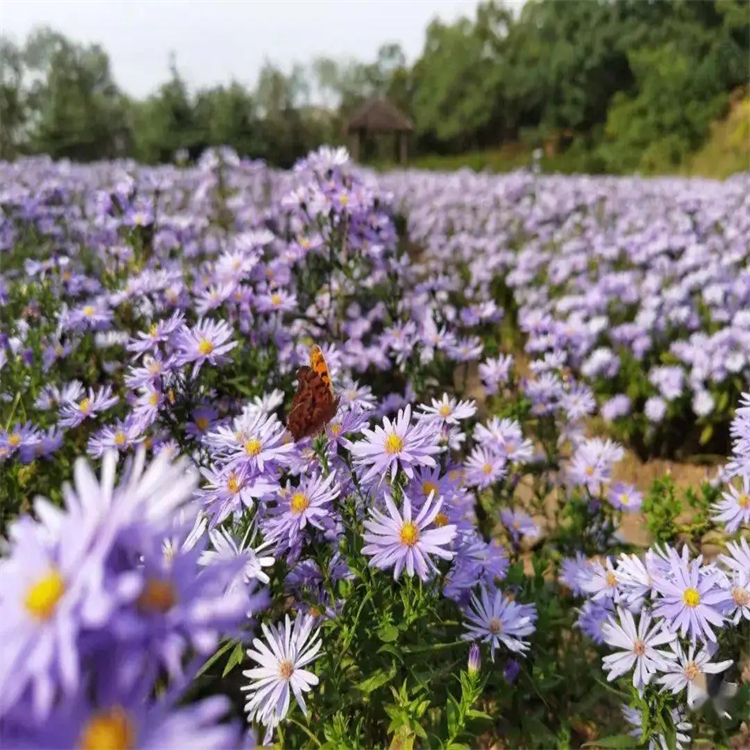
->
[1,147,748,749]
[0,450,251,748]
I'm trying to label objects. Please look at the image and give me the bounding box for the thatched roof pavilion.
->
[345,98,413,164]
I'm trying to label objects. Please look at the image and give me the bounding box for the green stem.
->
[286,717,321,747]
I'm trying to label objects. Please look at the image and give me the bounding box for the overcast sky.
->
[0,0,491,98]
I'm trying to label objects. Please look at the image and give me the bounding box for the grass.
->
[682,95,750,180]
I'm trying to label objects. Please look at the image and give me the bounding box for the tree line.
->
[1,0,748,172]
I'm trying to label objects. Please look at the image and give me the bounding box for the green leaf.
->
[583,735,640,748]
[699,424,714,445]
[446,697,460,737]
[716,391,730,413]
[466,708,492,721]
[446,744,471,750]
[196,639,236,677]
[377,623,400,643]
[505,561,525,585]
[357,664,397,695]
[221,641,245,677]
[522,716,557,747]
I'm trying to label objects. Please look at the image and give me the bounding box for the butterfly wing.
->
[286,365,338,442]
[287,366,316,441]
[309,344,334,395]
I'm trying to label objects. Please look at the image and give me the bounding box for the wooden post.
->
[399,131,408,165]
[350,131,360,162]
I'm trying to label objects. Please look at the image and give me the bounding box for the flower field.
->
[0,148,748,749]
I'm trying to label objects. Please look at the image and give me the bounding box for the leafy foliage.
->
[0,0,748,172]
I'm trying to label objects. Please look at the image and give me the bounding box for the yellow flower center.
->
[489,617,503,635]
[732,585,750,607]
[83,305,95,316]
[399,521,419,547]
[114,431,127,446]
[632,639,645,656]
[683,661,699,681]
[439,404,452,417]
[434,512,449,527]
[78,706,135,750]
[385,434,403,454]
[291,492,310,514]
[620,493,630,505]
[227,475,240,493]
[137,579,177,613]
[271,293,283,307]
[149,323,159,336]
[8,433,21,448]
[25,568,65,620]
[244,439,262,456]
[328,422,342,436]
[448,469,461,482]
[198,339,214,356]
[738,494,750,509]
[149,392,159,407]
[195,416,209,431]
[78,398,91,413]
[339,195,349,206]
[683,588,701,608]
[606,571,618,588]
[300,237,310,249]
[585,465,595,477]
[278,659,294,680]
[422,481,439,497]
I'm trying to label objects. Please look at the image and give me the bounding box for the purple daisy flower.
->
[577,599,614,644]
[461,585,536,660]
[0,422,40,463]
[173,319,237,377]
[720,537,750,574]
[2,687,243,750]
[417,394,477,425]
[600,394,631,422]
[559,552,591,595]
[580,558,621,602]
[198,464,277,527]
[58,386,119,428]
[608,482,643,513]
[362,493,456,581]
[347,405,442,485]
[127,311,186,357]
[0,515,87,719]
[242,614,322,741]
[87,417,144,457]
[464,446,507,489]
[478,354,514,395]
[500,509,540,544]
[711,473,750,533]
[657,642,733,709]
[652,547,726,643]
[600,607,676,693]
[205,411,294,474]
[262,472,340,552]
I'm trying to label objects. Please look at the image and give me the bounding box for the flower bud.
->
[468,644,481,675]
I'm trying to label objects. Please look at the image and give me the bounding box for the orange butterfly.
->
[287,345,339,442]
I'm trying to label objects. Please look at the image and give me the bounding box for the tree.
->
[0,37,26,159]
[22,27,129,161]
